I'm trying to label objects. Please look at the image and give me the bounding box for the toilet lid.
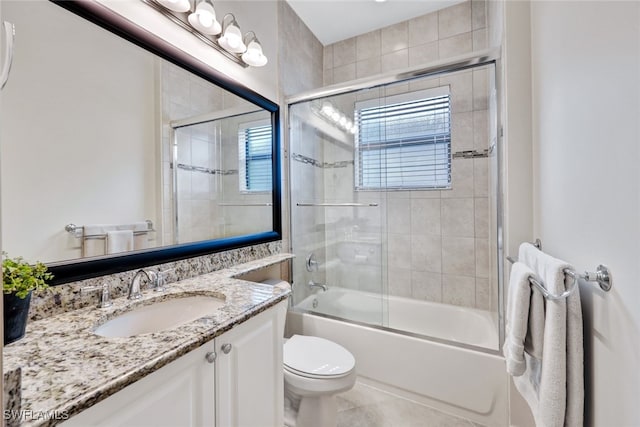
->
[284,335,355,377]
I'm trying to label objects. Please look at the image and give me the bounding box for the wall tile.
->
[333,63,357,84]
[388,233,412,270]
[387,198,411,234]
[471,0,487,30]
[472,28,488,51]
[474,159,489,198]
[475,277,491,310]
[411,234,442,272]
[333,38,357,67]
[440,71,473,113]
[357,57,382,79]
[408,41,439,67]
[356,30,382,61]
[442,237,475,276]
[441,158,474,198]
[441,198,475,237]
[381,49,409,73]
[408,12,438,47]
[473,68,489,110]
[451,111,474,152]
[473,109,489,149]
[438,1,472,39]
[442,274,475,307]
[439,33,473,59]
[389,267,412,297]
[323,45,334,70]
[410,198,441,235]
[412,271,442,302]
[381,21,409,54]
[474,197,489,238]
[475,238,489,279]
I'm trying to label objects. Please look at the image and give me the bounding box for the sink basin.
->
[94,295,225,338]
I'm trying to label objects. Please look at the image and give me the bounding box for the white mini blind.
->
[355,87,451,190]
[238,122,272,192]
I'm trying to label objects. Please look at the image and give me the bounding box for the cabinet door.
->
[216,300,287,427]
[62,343,216,427]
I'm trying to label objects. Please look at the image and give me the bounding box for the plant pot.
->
[4,290,32,345]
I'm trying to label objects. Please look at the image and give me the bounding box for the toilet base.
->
[293,395,337,427]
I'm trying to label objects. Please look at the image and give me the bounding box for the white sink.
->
[94,295,225,338]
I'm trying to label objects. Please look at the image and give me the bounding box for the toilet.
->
[283,334,356,427]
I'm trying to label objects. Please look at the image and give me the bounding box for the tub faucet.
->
[128,269,157,300]
[308,280,328,292]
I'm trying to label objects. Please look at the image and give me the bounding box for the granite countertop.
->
[3,254,293,427]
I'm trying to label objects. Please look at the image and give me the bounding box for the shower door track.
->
[285,48,500,105]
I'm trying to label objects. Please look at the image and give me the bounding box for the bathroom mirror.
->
[0,0,281,284]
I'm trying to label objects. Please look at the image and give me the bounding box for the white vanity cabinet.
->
[61,300,287,427]
[215,300,287,427]
[61,342,216,427]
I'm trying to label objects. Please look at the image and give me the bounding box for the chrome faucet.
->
[308,280,328,292]
[81,282,112,308]
[128,269,157,300]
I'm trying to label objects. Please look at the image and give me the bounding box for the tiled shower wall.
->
[322,0,494,310]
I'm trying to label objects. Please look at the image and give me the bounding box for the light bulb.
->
[331,111,341,122]
[241,40,268,67]
[339,117,347,127]
[188,1,221,35]
[321,102,334,116]
[219,22,246,53]
[158,0,190,12]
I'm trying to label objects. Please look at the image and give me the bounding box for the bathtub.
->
[295,287,499,349]
[286,287,508,426]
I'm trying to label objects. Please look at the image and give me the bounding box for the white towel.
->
[106,230,134,254]
[503,261,545,377]
[82,224,115,257]
[511,242,584,427]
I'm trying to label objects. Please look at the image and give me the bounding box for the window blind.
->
[238,123,272,192]
[355,87,451,190]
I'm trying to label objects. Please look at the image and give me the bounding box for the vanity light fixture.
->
[241,32,268,67]
[144,0,268,68]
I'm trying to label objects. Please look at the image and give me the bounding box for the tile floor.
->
[335,380,484,427]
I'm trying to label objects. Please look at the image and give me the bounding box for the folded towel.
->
[106,230,134,254]
[503,261,544,377]
[511,242,584,427]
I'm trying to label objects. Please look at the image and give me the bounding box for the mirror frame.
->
[44,1,282,285]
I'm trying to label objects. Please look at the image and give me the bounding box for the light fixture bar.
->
[142,0,248,67]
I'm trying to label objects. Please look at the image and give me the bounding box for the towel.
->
[82,224,116,257]
[106,230,134,254]
[503,261,545,377]
[510,242,584,427]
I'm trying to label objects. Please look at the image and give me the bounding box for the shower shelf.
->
[296,202,379,207]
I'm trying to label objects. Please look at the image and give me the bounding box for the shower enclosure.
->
[288,53,501,351]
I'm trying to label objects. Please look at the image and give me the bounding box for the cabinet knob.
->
[205,351,216,363]
[221,343,232,354]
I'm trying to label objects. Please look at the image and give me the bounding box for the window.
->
[238,121,272,193]
[355,86,451,190]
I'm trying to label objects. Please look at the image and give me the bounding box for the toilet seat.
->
[284,335,355,379]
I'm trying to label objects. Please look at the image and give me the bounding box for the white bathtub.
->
[287,287,508,426]
[296,287,499,349]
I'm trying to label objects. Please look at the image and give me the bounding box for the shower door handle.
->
[1,21,15,90]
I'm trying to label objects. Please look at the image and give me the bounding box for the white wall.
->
[100,0,280,103]
[529,1,640,426]
[0,1,157,263]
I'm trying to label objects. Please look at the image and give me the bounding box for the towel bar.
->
[65,220,155,239]
[506,240,612,299]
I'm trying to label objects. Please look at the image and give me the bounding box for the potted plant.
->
[3,253,53,344]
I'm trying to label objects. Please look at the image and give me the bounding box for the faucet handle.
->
[81,283,112,308]
[155,268,173,292]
